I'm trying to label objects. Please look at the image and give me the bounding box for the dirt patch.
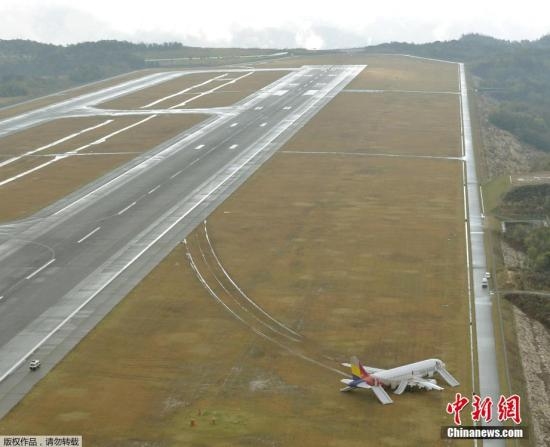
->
[511,172,550,186]
[513,307,550,446]
[284,91,461,156]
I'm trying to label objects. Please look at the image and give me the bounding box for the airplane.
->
[340,356,459,404]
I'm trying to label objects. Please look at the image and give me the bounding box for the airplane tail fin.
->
[350,356,369,380]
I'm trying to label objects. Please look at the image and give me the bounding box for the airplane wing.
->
[435,364,460,387]
[372,386,393,404]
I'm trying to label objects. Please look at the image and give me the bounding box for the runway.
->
[0,64,364,415]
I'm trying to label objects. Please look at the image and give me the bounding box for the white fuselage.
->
[373,358,441,387]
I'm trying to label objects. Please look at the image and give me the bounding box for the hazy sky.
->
[1,0,549,49]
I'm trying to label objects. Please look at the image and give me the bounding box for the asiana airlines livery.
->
[340,356,460,404]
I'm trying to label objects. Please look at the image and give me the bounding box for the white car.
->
[29,359,41,371]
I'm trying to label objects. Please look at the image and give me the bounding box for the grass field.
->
[0,117,112,158]
[261,53,459,92]
[97,72,220,109]
[0,55,475,445]
[99,70,287,110]
[283,91,461,157]
[177,71,287,109]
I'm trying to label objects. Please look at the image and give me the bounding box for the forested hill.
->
[364,34,550,152]
[2,35,550,153]
[0,40,148,97]
[0,40,272,103]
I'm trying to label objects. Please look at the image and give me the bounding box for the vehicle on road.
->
[482,277,488,288]
[340,356,459,404]
[29,359,41,371]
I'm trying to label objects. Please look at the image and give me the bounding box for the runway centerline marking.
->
[230,122,239,127]
[229,144,238,150]
[148,185,161,195]
[77,226,101,243]
[195,144,205,150]
[260,122,267,127]
[26,259,56,280]
[117,201,136,215]
[170,170,183,179]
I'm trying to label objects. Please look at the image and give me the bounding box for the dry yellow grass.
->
[99,71,287,111]
[0,154,133,221]
[261,53,459,92]
[0,117,111,158]
[176,71,287,109]
[0,155,471,446]
[80,114,207,154]
[98,72,221,110]
[0,55,473,445]
[285,91,461,157]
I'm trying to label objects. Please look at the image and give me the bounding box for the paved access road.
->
[0,64,364,416]
[460,62,504,447]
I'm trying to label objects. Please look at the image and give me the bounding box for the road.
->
[0,64,364,416]
[460,63,504,447]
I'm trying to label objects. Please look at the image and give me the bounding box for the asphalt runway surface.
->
[0,64,364,416]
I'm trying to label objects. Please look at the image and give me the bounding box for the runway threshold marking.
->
[117,201,136,215]
[77,226,101,243]
[26,259,56,280]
